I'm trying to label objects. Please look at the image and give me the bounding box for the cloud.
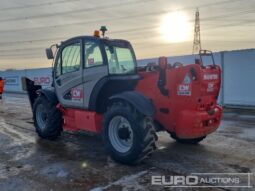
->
[0,0,254,70]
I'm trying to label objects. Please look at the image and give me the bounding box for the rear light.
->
[201,118,218,127]
[198,102,215,111]
[198,104,205,111]
[203,120,209,127]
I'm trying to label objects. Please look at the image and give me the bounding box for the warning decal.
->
[183,74,191,84]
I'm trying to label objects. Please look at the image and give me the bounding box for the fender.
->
[109,91,155,116]
[22,77,58,109]
[89,75,141,112]
[37,89,58,105]
[22,77,41,109]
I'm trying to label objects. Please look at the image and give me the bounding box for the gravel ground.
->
[0,93,254,191]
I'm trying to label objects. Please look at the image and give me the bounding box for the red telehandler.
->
[22,27,222,165]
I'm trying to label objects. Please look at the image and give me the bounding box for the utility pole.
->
[192,8,202,54]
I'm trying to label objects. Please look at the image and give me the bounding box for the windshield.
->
[105,45,136,74]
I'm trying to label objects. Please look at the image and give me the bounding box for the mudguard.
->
[37,89,58,105]
[22,77,42,109]
[22,77,58,108]
[109,91,155,116]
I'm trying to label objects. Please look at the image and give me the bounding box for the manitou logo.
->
[71,88,83,99]
[179,84,190,91]
[203,74,218,80]
[178,84,191,96]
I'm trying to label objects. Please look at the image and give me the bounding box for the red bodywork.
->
[58,105,103,133]
[136,63,222,138]
[60,62,222,139]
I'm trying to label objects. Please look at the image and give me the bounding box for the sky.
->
[0,0,255,70]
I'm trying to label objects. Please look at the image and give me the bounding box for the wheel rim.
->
[108,116,134,153]
[36,104,47,131]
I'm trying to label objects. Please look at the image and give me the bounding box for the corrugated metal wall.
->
[0,49,254,107]
[223,50,255,107]
[0,68,52,93]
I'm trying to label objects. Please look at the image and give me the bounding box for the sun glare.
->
[160,11,192,43]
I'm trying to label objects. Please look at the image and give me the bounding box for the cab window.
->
[85,41,103,68]
[61,42,81,75]
[105,45,135,74]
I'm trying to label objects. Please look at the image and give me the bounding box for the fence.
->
[1,49,255,107]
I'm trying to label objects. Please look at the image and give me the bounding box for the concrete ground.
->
[0,93,254,191]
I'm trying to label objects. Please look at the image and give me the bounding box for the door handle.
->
[56,79,61,86]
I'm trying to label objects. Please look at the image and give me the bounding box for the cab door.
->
[53,39,84,109]
[82,39,108,109]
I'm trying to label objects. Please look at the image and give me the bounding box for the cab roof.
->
[60,36,131,46]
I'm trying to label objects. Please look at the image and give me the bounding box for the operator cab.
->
[46,31,137,77]
[46,28,140,111]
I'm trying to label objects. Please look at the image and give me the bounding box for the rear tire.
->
[170,133,206,144]
[103,102,157,165]
[33,95,63,140]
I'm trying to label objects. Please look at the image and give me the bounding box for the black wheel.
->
[33,95,63,140]
[103,102,157,165]
[170,133,206,144]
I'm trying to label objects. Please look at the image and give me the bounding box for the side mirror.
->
[46,48,54,59]
[158,57,168,70]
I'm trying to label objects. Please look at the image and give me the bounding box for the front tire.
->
[33,95,63,140]
[103,102,157,165]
